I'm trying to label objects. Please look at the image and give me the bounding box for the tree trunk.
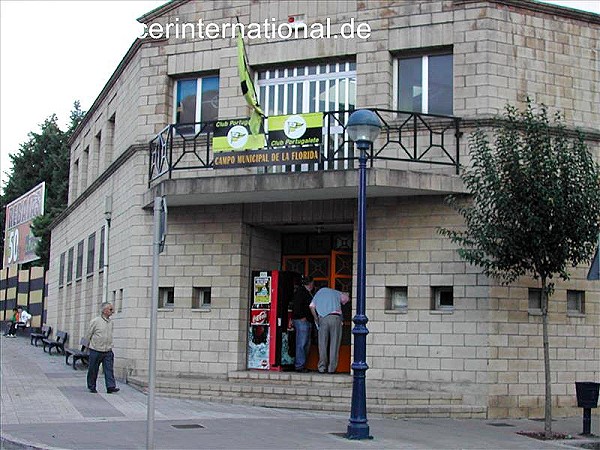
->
[541,278,552,437]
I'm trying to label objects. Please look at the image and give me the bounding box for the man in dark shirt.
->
[292,276,314,372]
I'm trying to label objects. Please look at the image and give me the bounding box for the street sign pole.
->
[146,197,163,449]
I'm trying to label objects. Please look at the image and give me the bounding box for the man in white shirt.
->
[85,302,119,394]
[16,307,31,328]
[309,288,350,374]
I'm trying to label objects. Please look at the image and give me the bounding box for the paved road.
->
[1,333,598,449]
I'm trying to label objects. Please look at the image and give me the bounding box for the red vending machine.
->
[248,270,297,370]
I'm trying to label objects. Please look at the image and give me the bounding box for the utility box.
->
[575,382,599,435]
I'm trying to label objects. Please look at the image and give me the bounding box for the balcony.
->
[146,109,465,207]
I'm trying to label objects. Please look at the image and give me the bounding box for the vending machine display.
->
[247,270,297,370]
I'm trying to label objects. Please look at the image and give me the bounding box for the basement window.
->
[567,290,585,316]
[386,287,408,313]
[192,287,211,310]
[432,286,453,312]
[158,287,175,309]
[528,288,542,314]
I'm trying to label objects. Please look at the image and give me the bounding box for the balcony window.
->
[174,75,219,134]
[257,62,356,116]
[395,52,453,115]
[257,61,356,171]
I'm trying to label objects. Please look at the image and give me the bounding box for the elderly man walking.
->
[86,302,119,393]
[309,288,350,374]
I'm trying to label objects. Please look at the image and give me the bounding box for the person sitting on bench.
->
[4,308,19,337]
[4,307,31,337]
[15,307,32,330]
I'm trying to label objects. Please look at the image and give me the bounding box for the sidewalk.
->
[1,334,598,449]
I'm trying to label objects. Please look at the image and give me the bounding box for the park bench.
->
[65,338,90,370]
[30,325,52,346]
[14,320,31,336]
[42,330,68,355]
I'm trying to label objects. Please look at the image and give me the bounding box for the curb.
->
[0,433,65,450]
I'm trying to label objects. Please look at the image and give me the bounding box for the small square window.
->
[193,287,211,309]
[567,290,585,315]
[528,288,542,311]
[432,287,453,311]
[387,287,408,312]
[158,287,175,308]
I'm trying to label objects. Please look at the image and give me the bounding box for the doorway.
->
[282,231,353,373]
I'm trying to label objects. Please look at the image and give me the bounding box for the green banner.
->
[212,113,322,169]
[237,34,264,136]
[268,112,323,147]
[212,119,265,152]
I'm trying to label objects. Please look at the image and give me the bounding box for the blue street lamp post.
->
[345,110,382,440]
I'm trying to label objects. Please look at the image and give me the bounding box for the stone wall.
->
[47,0,600,418]
[487,273,599,418]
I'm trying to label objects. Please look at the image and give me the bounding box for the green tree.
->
[0,101,85,268]
[440,100,600,437]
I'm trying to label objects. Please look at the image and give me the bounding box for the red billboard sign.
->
[3,182,45,267]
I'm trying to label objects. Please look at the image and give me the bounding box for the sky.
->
[1,0,599,191]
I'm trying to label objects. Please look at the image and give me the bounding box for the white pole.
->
[146,197,161,449]
[102,195,112,306]
[102,216,110,305]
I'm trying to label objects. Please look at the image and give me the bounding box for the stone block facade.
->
[48,0,599,419]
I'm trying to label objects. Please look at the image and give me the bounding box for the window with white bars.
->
[257,61,356,172]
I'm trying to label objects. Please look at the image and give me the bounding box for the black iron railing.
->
[149,109,461,185]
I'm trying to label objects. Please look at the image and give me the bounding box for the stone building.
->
[48,0,599,419]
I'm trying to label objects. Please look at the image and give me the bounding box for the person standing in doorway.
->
[292,276,314,373]
[309,288,350,374]
[86,302,119,393]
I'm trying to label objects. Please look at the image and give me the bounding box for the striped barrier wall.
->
[0,266,46,328]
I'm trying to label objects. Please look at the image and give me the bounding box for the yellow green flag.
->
[237,33,264,135]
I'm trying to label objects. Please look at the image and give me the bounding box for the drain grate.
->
[171,424,204,429]
[487,422,515,427]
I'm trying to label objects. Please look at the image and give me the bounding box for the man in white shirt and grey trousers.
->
[309,288,350,374]
[86,302,119,394]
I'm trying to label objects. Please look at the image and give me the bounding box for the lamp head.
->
[346,109,382,145]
